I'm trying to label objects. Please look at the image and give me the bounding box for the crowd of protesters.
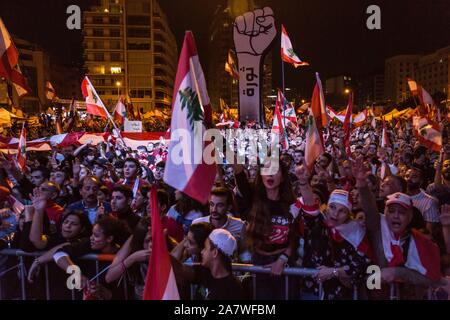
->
[0,109,449,301]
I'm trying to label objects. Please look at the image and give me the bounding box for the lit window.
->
[111,67,122,74]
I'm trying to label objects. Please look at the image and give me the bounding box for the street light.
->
[344,88,350,95]
[116,81,121,98]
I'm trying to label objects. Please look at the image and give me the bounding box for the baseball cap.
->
[208,229,237,258]
[94,158,109,168]
[386,192,413,209]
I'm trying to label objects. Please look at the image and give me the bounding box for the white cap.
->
[328,189,352,211]
[208,229,237,258]
[386,192,413,209]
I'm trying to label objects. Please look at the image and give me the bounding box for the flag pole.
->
[85,77,125,145]
[281,60,287,140]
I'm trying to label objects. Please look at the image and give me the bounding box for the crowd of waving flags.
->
[2,15,448,300]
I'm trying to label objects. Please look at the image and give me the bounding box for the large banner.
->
[233,7,276,123]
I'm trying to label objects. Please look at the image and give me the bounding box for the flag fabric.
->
[163,31,217,204]
[310,80,326,146]
[16,124,26,172]
[380,215,441,281]
[381,118,390,148]
[113,97,127,125]
[407,78,434,106]
[45,81,57,101]
[280,24,309,68]
[412,116,442,152]
[0,18,31,97]
[272,90,289,151]
[343,94,353,155]
[315,73,329,127]
[225,49,239,79]
[143,186,180,300]
[352,109,367,128]
[135,106,142,121]
[305,107,324,170]
[282,103,298,128]
[81,77,108,118]
[64,99,78,133]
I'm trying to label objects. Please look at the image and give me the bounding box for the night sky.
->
[1,0,449,95]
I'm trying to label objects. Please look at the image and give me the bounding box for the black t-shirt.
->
[193,266,244,300]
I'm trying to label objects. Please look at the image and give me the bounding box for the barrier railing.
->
[0,249,433,300]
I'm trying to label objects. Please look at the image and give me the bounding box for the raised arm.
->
[353,157,387,267]
[28,190,50,250]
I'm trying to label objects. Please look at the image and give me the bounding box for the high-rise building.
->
[83,0,177,112]
[384,46,450,104]
[207,0,273,121]
[416,46,450,103]
[325,75,353,108]
[384,55,421,104]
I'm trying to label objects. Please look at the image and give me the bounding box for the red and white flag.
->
[272,90,289,150]
[0,18,31,97]
[16,124,26,172]
[281,24,309,68]
[310,78,326,146]
[381,215,441,281]
[45,81,57,101]
[81,77,109,118]
[305,107,324,170]
[163,31,216,204]
[113,97,127,125]
[143,186,180,300]
[412,116,442,152]
[315,73,329,127]
[381,119,390,148]
[282,103,298,129]
[305,80,325,170]
[407,78,434,106]
[343,94,353,155]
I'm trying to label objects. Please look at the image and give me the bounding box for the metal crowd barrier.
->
[0,249,432,300]
[0,249,121,300]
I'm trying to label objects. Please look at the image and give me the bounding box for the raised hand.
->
[295,158,310,185]
[72,158,81,178]
[233,7,276,56]
[352,156,370,187]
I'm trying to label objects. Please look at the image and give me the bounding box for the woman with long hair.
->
[105,217,151,300]
[234,158,300,299]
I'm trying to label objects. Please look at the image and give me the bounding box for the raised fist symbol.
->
[234,7,276,56]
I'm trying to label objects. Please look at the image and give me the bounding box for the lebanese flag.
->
[353,109,367,128]
[163,31,216,204]
[45,81,57,101]
[380,215,441,281]
[272,90,289,150]
[407,78,434,106]
[305,107,324,170]
[280,24,309,68]
[121,132,170,150]
[330,220,375,262]
[81,77,108,118]
[343,94,353,155]
[310,78,326,146]
[0,18,31,97]
[315,73,329,127]
[282,103,298,128]
[143,186,180,300]
[412,116,442,152]
[381,119,390,148]
[113,97,126,125]
[16,124,26,172]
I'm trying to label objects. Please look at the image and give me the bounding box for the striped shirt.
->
[410,189,440,223]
